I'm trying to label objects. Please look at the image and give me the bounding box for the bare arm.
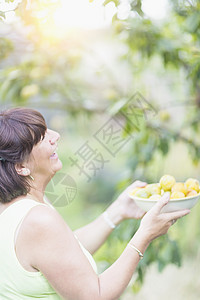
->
[73,206,122,254]
[74,181,147,254]
[28,193,190,300]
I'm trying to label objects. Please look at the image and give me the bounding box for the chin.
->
[50,156,63,174]
[55,159,63,172]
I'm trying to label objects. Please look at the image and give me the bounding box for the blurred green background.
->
[1,0,200,299]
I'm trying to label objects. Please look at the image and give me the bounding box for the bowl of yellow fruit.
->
[129,175,200,213]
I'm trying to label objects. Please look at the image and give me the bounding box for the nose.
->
[48,129,60,145]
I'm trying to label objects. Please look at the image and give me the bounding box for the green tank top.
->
[0,198,97,299]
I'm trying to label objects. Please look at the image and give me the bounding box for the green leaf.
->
[131,279,142,293]
[0,11,5,19]
[103,0,120,7]
[185,11,200,33]
[130,0,144,17]
[0,38,14,60]
[159,138,169,156]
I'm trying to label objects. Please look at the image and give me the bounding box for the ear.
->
[15,164,31,177]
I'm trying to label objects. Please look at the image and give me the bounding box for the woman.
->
[0,107,190,300]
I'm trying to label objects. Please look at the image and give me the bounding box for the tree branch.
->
[146,121,200,150]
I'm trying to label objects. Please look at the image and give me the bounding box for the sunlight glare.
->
[142,0,169,20]
[53,0,116,30]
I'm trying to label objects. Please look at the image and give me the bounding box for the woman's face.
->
[29,128,62,179]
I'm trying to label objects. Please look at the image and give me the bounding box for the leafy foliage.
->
[1,0,200,294]
[0,37,13,60]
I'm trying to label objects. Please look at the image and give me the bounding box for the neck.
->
[14,190,45,204]
[5,176,52,205]
[27,189,45,203]
[27,174,52,203]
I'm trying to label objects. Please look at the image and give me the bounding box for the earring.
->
[29,175,34,181]
[22,169,28,175]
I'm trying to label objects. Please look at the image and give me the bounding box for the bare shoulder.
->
[25,204,63,226]
[22,204,99,299]
[17,205,98,300]
[23,204,75,269]
[23,204,71,241]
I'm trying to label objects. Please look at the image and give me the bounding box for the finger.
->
[166,209,190,221]
[127,181,147,194]
[153,192,170,213]
[131,181,147,188]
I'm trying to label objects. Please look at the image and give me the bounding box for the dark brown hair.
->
[0,107,47,203]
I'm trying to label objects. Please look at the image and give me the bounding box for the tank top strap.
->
[0,199,98,275]
[0,199,62,299]
[0,199,48,250]
[74,234,98,273]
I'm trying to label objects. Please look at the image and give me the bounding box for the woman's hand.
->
[106,180,147,225]
[137,192,191,243]
[117,180,147,219]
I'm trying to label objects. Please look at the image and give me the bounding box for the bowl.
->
[128,192,200,213]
